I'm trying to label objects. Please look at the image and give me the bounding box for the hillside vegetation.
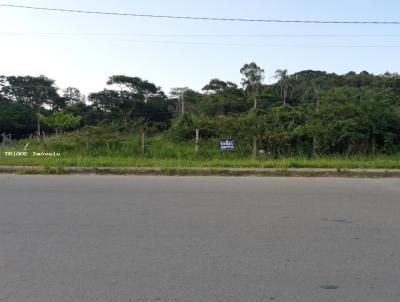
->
[2,65,400,169]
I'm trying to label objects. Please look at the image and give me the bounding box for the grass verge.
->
[1,133,400,170]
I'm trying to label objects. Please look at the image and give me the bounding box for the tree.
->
[274,69,292,105]
[240,63,265,109]
[170,87,187,115]
[89,75,162,130]
[38,111,81,135]
[169,87,202,115]
[0,98,37,137]
[202,79,237,93]
[168,113,216,142]
[1,75,60,140]
[63,87,84,107]
[201,79,248,116]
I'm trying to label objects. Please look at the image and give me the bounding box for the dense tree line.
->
[1,65,400,155]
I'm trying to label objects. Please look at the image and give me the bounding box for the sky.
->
[1,0,400,97]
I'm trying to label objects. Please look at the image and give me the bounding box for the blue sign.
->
[219,140,236,150]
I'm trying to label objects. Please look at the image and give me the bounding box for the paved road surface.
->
[0,175,400,302]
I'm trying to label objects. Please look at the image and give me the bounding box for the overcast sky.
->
[1,0,400,96]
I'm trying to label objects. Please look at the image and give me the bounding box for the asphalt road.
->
[0,175,400,302]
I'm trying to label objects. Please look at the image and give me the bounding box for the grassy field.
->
[1,132,400,169]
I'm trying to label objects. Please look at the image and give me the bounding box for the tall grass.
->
[1,132,400,169]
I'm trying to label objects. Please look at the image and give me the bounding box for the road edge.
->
[1,166,400,178]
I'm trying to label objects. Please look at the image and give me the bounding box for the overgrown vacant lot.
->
[1,133,400,169]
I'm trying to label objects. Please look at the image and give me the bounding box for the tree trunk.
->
[145,119,149,136]
[283,88,286,105]
[124,116,129,132]
[181,96,185,114]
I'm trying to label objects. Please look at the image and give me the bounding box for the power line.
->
[3,32,400,48]
[3,31,400,38]
[4,32,400,37]
[1,3,400,25]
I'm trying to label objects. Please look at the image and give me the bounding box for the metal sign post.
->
[195,129,199,154]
